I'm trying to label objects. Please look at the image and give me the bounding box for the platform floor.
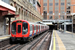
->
[52,30,75,50]
[0,35,10,41]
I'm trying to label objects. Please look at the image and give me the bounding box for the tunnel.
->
[48,25,54,30]
[48,25,57,31]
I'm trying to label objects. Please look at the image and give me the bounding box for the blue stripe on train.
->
[34,33,36,35]
[29,32,40,36]
[29,33,36,37]
[29,35,32,37]
[38,32,39,33]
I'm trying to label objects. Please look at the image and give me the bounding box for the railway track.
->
[1,30,52,50]
[28,31,52,50]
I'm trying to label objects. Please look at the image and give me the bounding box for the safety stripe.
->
[55,30,66,50]
[53,30,56,50]
[0,36,10,40]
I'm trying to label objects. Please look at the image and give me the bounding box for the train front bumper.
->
[10,37,29,41]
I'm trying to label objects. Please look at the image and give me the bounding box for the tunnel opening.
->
[48,25,54,30]
[48,25,57,31]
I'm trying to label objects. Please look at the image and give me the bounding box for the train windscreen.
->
[12,22,16,34]
[22,22,28,34]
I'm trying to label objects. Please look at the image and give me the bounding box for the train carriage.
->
[10,20,49,42]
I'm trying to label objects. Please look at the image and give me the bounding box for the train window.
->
[30,25,32,31]
[35,26,36,30]
[34,25,36,30]
[37,26,38,30]
[18,25,21,33]
[38,26,39,29]
[12,22,16,34]
[22,22,28,34]
[34,26,35,30]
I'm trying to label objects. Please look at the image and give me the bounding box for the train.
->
[10,20,49,42]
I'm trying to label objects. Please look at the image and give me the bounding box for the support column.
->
[9,17,11,35]
[53,0,55,20]
[60,24,62,31]
[64,22,66,32]
[47,0,49,20]
[57,23,59,30]
[4,17,6,35]
[59,0,60,19]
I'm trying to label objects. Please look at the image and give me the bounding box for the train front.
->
[10,20,29,42]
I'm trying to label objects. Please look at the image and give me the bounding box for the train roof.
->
[12,20,48,26]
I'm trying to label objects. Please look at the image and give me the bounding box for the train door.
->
[41,26,42,32]
[16,23,22,37]
[39,26,40,33]
[38,26,39,33]
[40,25,42,33]
[44,26,45,31]
[36,25,38,34]
[30,25,33,37]
[32,25,34,36]
[34,25,36,35]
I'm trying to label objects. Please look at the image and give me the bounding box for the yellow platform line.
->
[0,36,10,40]
[55,30,66,50]
[53,30,56,50]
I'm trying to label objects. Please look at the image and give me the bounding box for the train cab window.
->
[22,22,28,34]
[18,25,21,33]
[12,22,16,34]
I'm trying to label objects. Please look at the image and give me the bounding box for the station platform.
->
[0,35,10,41]
[50,30,75,50]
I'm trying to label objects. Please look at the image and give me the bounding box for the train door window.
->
[12,22,16,34]
[41,26,42,29]
[36,26,37,30]
[37,26,38,30]
[18,25,21,33]
[35,26,36,30]
[34,25,36,30]
[43,26,44,29]
[39,26,40,30]
[22,22,28,34]
[38,26,39,30]
[30,25,32,31]
[33,25,34,30]
[34,26,35,30]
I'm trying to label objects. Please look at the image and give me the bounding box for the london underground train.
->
[10,20,49,42]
